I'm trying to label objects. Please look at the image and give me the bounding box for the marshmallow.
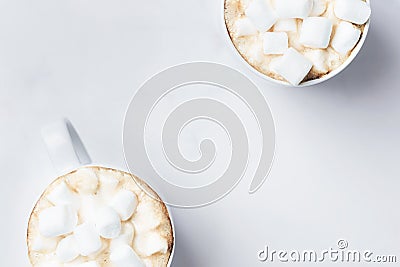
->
[272,48,313,85]
[46,181,77,207]
[110,190,138,221]
[56,235,80,263]
[275,0,313,19]
[245,0,277,32]
[74,223,102,256]
[269,57,282,75]
[67,168,99,194]
[331,21,361,55]
[273,19,297,32]
[30,235,59,252]
[304,49,329,73]
[110,245,145,267]
[95,207,121,239]
[327,47,342,69]
[98,171,119,193]
[110,223,135,250]
[310,0,327,16]
[39,205,77,237]
[334,0,371,25]
[132,201,161,232]
[263,32,288,55]
[234,18,258,37]
[134,232,168,257]
[79,195,103,224]
[300,17,333,49]
[246,40,265,64]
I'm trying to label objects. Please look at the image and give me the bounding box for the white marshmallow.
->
[110,190,138,221]
[310,0,327,16]
[273,19,297,32]
[67,167,99,194]
[304,49,329,73]
[263,32,288,55]
[39,205,77,237]
[327,47,342,70]
[331,21,361,55]
[98,171,119,193]
[56,235,80,263]
[74,223,102,256]
[234,18,258,37]
[275,0,313,19]
[245,0,277,32]
[334,0,371,25]
[269,57,282,75]
[246,40,265,64]
[95,207,121,239]
[110,245,145,267]
[300,17,333,49]
[46,181,77,206]
[79,195,103,224]
[134,232,168,257]
[132,201,161,233]
[110,223,135,250]
[272,48,313,85]
[30,235,59,252]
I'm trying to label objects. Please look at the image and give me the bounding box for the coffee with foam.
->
[224,0,370,85]
[27,166,173,267]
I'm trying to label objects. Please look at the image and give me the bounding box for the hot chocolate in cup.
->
[27,119,175,267]
[223,0,371,87]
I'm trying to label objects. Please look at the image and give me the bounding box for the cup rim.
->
[222,0,371,87]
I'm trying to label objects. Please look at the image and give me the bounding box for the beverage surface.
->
[27,166,173,267]
[224,0,371,85]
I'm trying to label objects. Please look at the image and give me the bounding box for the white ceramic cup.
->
[31,118,175,266]
[222,0,371,87]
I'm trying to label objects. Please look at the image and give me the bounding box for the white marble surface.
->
[1,0,400,266]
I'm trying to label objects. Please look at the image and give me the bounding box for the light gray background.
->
[0,0,399,266]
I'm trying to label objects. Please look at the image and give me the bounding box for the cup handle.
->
[41,118,91,174]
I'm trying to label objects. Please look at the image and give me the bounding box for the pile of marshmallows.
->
[234,0,371,85]
[32,169,167,267]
